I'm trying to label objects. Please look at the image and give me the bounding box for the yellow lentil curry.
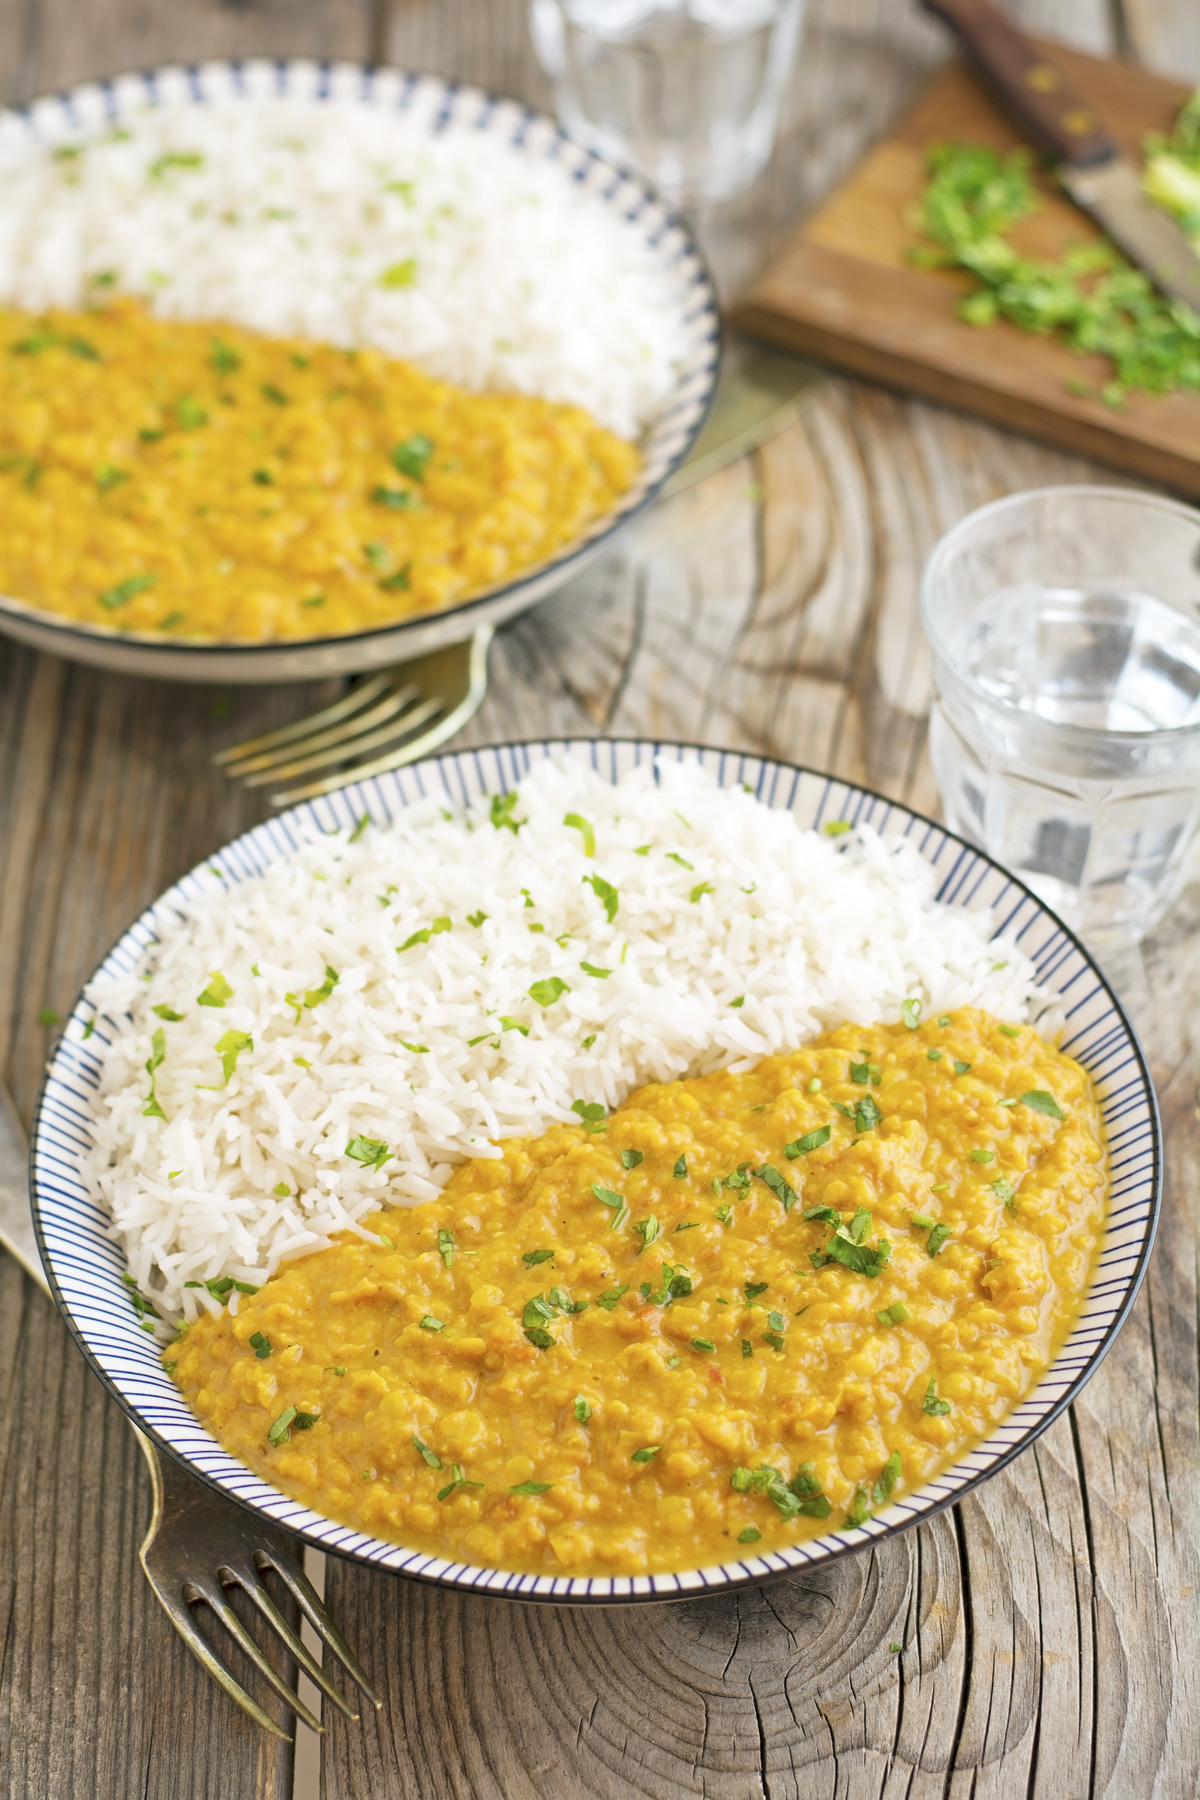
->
[0,301,639,641]
[169,1009,1106,1576]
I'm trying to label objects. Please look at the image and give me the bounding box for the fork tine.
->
[225,1557,358,1719]
[144,1575,293,1740]
[188,1572,325,1732]
[220,682,421,777]
[239,695,443,787]
[212,672,395,767]
[272,625,492,805]
[260,1549,383,1709]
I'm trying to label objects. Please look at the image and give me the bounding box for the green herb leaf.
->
[785,1125,831,1158]
[927,1223,952,1257]
[876,1302,911,1326]
[268,1406,297,1445]
[489,791,523,834]
[214,1028,253,1084]
[666,851,693,870]
[673,1155,688,1178]
[573,1394,592,1423]
[499,1016,528,1036]
[572,1098,607,1133]
[690,1337,716,1353]
[143,1027,167,1120]
[689,881,713,903]
[437,1462,484,1501]
[992,1177,1016,1209]
[592,1183,628,1230]
[529,977,570,1007]
[303,964,339,1008]
[716,1204,734,1226]
[379,257,417,288]
[345,1134,391,1171]
[953,1060,971,1076]
[872,1450,902,1508]
[1020,1089,1066,1120]
[248,1331,272,1360]
[580,961,610,979]
[509,1480,554,1495]
[923,1378,951,1417]
[467,910,488,928]
[632,1214,662,1254]
[563,812,595,856]
[969,1147,994,1164]
[419,1314,445,1332]
[413,1435,443,1469]
[739,1526,762,1544]
[755,1163,797,1214]
[854,1095,882,1133]
[927,1048,942,1061]
[197,970,232,1008]
[596,1285,628,1311]
[393,433,434,480]
[744,1281,768,1301]
[436,1228,454,1270]
[619,1148,644,1170]
[583,874,619,922]
[523,1248,554,1267]
[999,1023,1021,1037]
[901,997,922,1030]
[524,1326,556,1349]
[152,1004,185,1021]
[631,1446,660,1464]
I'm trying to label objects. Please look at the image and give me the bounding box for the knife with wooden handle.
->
[922,0,1200,314]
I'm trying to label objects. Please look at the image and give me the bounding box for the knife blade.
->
[922,0,1200,315]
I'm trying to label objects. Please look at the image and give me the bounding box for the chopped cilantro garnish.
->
[489,791,523,834]
[196,970,232,1008]
[755,1163,797,1213]
[437,1228,454,1269]
[785,1125,831,1158]
[563,813,595,856]
[872,1450,902,1508]
[673,1154,688,1178]
[1020,1089,1066,1119]
[823,820,852,836]
[999,1023,1021,1037]
[595,1284,628,1311]
[509,1480,554,1495]
[691,1337,716,1353]
[953,1060,971,1076]
[970,1147,994,1164]
[248,1331,272,1360]
[529,976,570,1007]
[592,1183,628,1229]
[419,1314,445,1331]
[214,1028,253,1085]
[762,1330,786,1352]
[632,1214,662,1254]
[876,1302,911,1326]
[927,1223,952,1257]
[573,1394,592,1423]
[923,1379,951,1417]
[267,1406,297,1446]
[619,1148,643,1169]
[467,910,488,927]
[437,1463,483,1501]
[689,881,713,903]
[151,1003,184,1022]
[499,1016,528,1035]
[992,1177,1016,1210]
[345,1134,391,1171]
[631,1446,660,1464]
[583,873,619,922]
[715,1204,733,1227]
[901,998,922,1030]
[143,1027,167,1120]
[741,1339,752,1357]
[572,1098,607,1133]
[393,434,434,481]
[581,1033,597,1049]
[523,1248,554,1267]
[745,1281,768,1301]
[739,1527,761,1544]
[666,851,693,870]
[413,1435,443,1469]
[98,572,157,611]
[273,1183,290,1197]
[927,1048,942,1061]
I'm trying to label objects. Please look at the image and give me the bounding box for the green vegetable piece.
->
[927,1048,943,1061]
[580,961,610,978]
[689,881,713,903]
[176,395,208,430]
[595,1285,628,1311]
[509,1480,554,1495]
[499,1016,528,1036]
[992,1177,1016,1210]
[267,1406,297,1446]
[379,257,418,288]
[197,971,232,1008]
[573,1395,592,1423]
[437,1228,454,1269]
[345,1134,391,1171]
[393,434,434,481]
[1020,1089,1066,1120]
[572,1099,607,1133]
[762,1330,786,1352]
[755,1163,797,1214]
[872,1450,902,1508]
[143,1027,167,1120]
[970,1147,994,1164]
[632,1214,662,1254]
[248,1331,272,1360]
[489,791,523,834]
[303,964,339,1008]
[211,337,241,375]
[529,977,570,1007]
[923,1378,951,1417]
[666,851,694,870]
[584,874,619,922]
[215,1029,253,1084]
[824,820,852,836]
[437,1463,484,1501]
[876,1302,911,1326]
[741,1339,752,1357]
[845,1485,870,1529]
[999,1023,1021,1037]
[854,1095,882,1133]
[620,1148,643,1170]
[953,1060,971,1076]
[98,572,156,611]
[419,1314,445,1331]
[901,997,922,1030]
[591,1183,628,1230]
[467,910,488,927]
[716,1204,733,1227]
[152,1004,184,1022]
[927,1223,952,1257]
[673,1155,688,1178]
[785,1125,831,1158]
[563,812,595,856]
[739,1527,762,1544]
[744,1281,768,1301]
[523,1248,554,1267]
[524,1326,555,1349]
[691,1337,716,1353]
[631,1446,660,1464]
[413,1435,443,1469]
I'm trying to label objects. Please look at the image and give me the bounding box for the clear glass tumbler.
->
[921,486,1200,943]
[529,0,805,207]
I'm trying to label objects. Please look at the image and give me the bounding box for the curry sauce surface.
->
[169,1010,1106,1575]
[0,302,638,641]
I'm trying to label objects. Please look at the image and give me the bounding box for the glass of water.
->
[529,0,805,207]
[922,486,1200,943]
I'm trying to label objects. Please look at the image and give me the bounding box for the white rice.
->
[78,759,1046,1324]
[0,97,687,438]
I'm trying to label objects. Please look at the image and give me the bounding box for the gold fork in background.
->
[0,1083,380,1740]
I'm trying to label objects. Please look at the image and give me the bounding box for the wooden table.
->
[2,1,1199,1795]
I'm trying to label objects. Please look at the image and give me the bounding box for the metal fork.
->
[0,1082,380,1740]
[215,622,492,807]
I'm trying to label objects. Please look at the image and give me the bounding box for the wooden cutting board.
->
[731,44,1200,496]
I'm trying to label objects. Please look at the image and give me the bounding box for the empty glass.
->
[529,0,805,207]
[922,487,1200,943]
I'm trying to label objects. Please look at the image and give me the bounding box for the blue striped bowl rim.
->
[0,62,720,663]
[31,740,1161,1601]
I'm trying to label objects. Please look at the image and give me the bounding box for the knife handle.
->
[921,0,1116,167]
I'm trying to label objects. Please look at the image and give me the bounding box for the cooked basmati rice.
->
[0,93,688,438]
[78,759,1046,1322]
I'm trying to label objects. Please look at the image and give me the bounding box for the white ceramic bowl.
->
[32,740,1161,1601]
[0,65,719,683]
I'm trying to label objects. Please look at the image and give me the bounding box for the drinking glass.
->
[529,0,805,207]
[921,486,1200,943]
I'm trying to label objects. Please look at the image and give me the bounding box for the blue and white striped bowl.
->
[0,64,719,684]
[32,741,1161,1602]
